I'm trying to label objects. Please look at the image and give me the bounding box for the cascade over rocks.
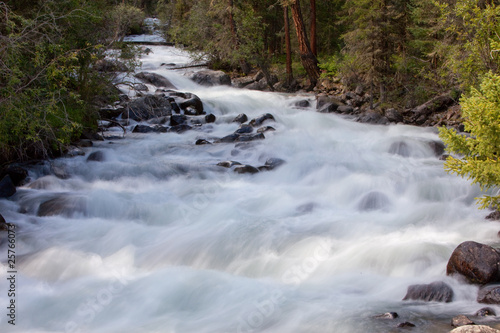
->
[402,281,454,302]
[357,191,391,212]
[446,241,500,284]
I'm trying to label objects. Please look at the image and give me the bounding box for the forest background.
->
[1,0,499,207]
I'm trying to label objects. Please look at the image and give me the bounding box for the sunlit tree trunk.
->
[290,0,319,88]
[310,0,317,56]
[284,4,293,86]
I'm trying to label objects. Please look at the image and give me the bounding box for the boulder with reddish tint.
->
[446,241,500,284]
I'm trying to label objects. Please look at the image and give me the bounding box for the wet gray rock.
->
[257,126,275,133]
[250,113,275,127]
[195,139,211,145]
[373,312,399,320]
[0,175,16,198]
[217,161,242,168]
[134,83,148,92]
[190,70,231,86]
[486,211,500,221]
[124,94,173,121]
[259,158,286,171]
[233,113,248,124]
[478,285,500,304]
[385,108,404,123]
[235,125,254,134]
[428,140,446,157]
[358,111,389,125]
[294,100,311,108]
[170,124,192,133]
[446,241,500,284]
[234,165,259,174]
[475,307,496,317]
[316,95,344,113]
[402,281,454,303]
[337,105,354,114]
[1,165,28,186]
[219,133,241,143]
[452,315,475,327]
[87,151,105,162]
[170,115,187,126]
[65,147,85,158]
[205,114,216,123]
[135,72,176,89]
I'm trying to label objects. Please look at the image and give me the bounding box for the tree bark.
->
[284,5,293,86]
[310,0,317,56]
[290,0,320,89]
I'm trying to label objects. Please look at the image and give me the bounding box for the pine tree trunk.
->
[290,0,320,89]
[284,5,293,86]
[310,0,317,56]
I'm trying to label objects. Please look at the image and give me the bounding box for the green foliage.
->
[0,0,126,163]
[319,54,341,78]
[439,72,500,209]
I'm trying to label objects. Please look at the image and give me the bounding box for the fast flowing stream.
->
[1,46,499,333]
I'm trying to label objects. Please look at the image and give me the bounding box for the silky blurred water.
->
[0,46,498,333]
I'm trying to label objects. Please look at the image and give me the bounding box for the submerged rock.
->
[373,312,399,320]
[388,141,411,157]
[235,124,254,134]
[250,113,275,127]
[477,285,500,304]
[234,165,259,174]
[87,151,105,162]
[402,281,454,303]
[257,126,276,133]
[37,195,87,217]
[357,191,391,212]
[475,307,496,317]
[446,241,500,284]
[397,322,416,328]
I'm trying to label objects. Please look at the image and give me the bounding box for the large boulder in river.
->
[135,72,176,89]
[162,91,204,115]
[189,70,231,86]
[450,325,500,333]
[402,281,454,303]
[446,241,500,284]
[124,94,173,121]
[0,175,16,198]
[0,165,28,186]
